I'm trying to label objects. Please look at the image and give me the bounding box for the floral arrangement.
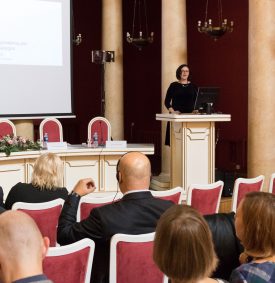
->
[0,135,42,156]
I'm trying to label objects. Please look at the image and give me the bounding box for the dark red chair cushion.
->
[80,201,113,221]
[43,121,62,142]
[43,247,91,283]
[19,205,62,247]
[236,180,263,208]
[191,187,221,215]
[156,192,181,204]
[0,123,14,138]
[91,120,109,145]
[116,241,164,283]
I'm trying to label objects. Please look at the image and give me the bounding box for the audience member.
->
[153,205,228,283]
[5,153,68,209]
[230,192,275,283]
[0,210,51,283]
[58,152,174,283]
[205,212,243,280]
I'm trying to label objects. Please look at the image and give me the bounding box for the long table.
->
[0,144,154,199]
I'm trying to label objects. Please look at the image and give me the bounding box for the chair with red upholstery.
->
[109,232,168,283]
[12,198,64,247]
[43,238,95,283]
[231,175,265,212]
[268,173,275,194]
[77,193,122,221]
[151,187,183,204]
[87,116,111,146]
[0,119,16,138]
[39,117,63,142]
[186,181,224,215]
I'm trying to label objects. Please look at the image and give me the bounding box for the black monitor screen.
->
[194,87,220,113]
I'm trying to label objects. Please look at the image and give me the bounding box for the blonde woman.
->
[5,153,68,209]
[153,205,227,283]
[230,192,275,283]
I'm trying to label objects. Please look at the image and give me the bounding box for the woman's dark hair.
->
[176,64,190,80]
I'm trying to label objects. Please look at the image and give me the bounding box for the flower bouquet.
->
[0,135,42,156]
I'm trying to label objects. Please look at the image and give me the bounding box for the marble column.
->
[102,0,124,140]
[14,120,34,140]
[151,0,187,190]
[248,0,275,191]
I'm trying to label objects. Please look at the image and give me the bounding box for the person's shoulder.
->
[170,81,180,86]
[11,182,29,190]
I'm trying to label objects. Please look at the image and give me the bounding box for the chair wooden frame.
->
[12,198,65,246]
[0,118,16,137]
[231,175,265,212]
[268,173,275,194]
[77,193,122,222]
[12,198,65,211]
[39,117,63,142]
[87,116,111,142]
[186,181,224,214]
[45,238,95,283]
[110,232,168,283]
[151,187,184,204]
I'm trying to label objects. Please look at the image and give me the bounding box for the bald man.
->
[0,211,52,283]
[58,152,173,283]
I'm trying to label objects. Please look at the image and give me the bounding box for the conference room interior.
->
[1,0,275,282]
[51,0,248,188]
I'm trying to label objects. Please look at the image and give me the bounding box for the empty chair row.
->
[0,116,111,145]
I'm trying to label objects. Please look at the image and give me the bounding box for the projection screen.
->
[0,0,73,117]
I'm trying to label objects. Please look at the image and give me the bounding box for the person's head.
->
[235,191,275,258]
[116,152,151,194]
[153,205,218,283]
[31,152,63,190]
[0,210,49,283]
[176,64,190,81]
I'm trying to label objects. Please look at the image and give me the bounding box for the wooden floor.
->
[219,197,232,213]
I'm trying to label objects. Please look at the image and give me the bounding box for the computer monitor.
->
[194,87,220,114]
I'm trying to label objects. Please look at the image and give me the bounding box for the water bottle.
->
[93,132,98,147]
[43,132,48,148]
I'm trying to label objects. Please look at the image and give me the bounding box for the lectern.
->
[156,113,231,191]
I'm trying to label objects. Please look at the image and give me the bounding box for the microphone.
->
[99,121,104,146]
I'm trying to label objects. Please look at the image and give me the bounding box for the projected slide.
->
[0,0,72,116]
[0,0,62,66]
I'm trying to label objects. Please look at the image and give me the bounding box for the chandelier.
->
[126,0,154,50]
[73,34,82,46]
[198,0,233,41]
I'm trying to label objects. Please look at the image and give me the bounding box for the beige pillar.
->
[248,0,275,191]
[102,0,124,140]
[152,0,187,190]
[14,120,34,140]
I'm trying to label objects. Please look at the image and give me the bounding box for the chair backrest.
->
[186,181,224,215]
[77,194,122,221]
[87,116,111,145]
[39,118,63,142]
[0,119,16,138]
[43,238,95,283]
[231,175,265,212]
[110,232,168,283]
[150,187,183,204]
[12,198,64,247]
[268,173,275,194]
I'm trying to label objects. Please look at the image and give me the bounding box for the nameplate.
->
[105,140,127,148]
[46,142,68,150]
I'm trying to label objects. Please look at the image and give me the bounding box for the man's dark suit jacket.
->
[57,191,173,283]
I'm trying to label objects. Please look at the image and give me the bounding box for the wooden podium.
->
[156,113,231,191]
